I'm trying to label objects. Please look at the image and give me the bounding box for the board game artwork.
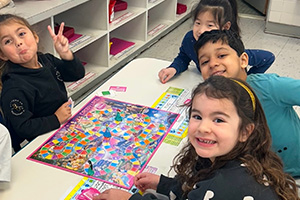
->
[28,96,178,189]
[152,87,191,146]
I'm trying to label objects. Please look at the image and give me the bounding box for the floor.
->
[137,3,300,192]
[237,0,264,16]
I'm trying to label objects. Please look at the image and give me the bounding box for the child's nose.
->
[15,39,22,47]
[16,42,22,47]
[198,27,206,35]
[199,26,209,35]
[198,120,211,134]
[209,57,219,68]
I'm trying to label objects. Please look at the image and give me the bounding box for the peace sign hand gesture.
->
[47,22,73,60]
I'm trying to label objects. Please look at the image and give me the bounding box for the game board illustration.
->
[28,96,178,189]
[152,87,191,146]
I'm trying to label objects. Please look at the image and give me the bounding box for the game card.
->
[109,86,127,92]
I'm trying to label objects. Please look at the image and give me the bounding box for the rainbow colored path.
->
[28,96,178,189]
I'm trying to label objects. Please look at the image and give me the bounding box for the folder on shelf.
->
[110,37,135,58]
[114,0,127,12]
[68,33,82,43]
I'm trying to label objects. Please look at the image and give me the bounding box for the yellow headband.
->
[232,79,256,112]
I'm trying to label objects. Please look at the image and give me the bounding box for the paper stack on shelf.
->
[110,37,135,59]
[111,11,134,25]
[148,24,167,36]
[69,35,91,49]
[67,71,96,92]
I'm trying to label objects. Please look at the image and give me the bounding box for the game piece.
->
[103,128,111,138]
[101,91,110,96]
[87,160,94,176]
[115,112,122,121]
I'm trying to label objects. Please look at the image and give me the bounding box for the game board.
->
[152,87,191,146]
[28,96,178,189]
[64,166,158,200]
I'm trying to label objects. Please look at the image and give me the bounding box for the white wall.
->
[265,0,300,37]
[267,0,300,27]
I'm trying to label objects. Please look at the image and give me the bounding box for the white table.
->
[0,58,202,200]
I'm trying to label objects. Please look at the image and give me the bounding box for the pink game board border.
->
[27,96,179,190]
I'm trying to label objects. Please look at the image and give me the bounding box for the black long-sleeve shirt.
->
[1,52,85,149]
[130,160,279,200]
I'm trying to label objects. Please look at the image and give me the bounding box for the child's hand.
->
[54,101,72,124]
[158,67,176,84]
[134,172,160,192]
[92,188,131,200]
[47,22,73,60]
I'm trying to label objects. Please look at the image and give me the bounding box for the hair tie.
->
[231,79,256,112]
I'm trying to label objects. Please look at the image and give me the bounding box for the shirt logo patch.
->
[10,99,25,116]
[56,70,63,81]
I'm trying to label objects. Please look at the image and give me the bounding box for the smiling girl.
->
[93,76,299,200]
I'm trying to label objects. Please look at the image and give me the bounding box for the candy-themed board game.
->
[152,87,191,145]
[64,166,158,200]
[28,96,178,189]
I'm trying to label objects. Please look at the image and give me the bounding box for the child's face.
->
[0,21,39,67]
[188,93,242,162]
[193,11,219,41]
[198,40,248,80]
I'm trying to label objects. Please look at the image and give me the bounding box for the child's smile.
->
[196,137,217,147]
[211,69,226,76]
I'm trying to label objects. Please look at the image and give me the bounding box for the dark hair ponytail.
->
[227,0,241,35]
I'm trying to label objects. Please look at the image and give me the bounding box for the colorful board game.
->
[152,87,191,146]
[64,166,158,200]
[28,96,178,189]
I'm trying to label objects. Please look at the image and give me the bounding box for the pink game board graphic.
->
[27,96,178,189]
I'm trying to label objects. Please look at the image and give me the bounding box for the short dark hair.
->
[194,30,245,58]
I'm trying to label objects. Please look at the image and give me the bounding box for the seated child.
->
[158,0,275,83]
[194,29,300,177]
[0,14,85,152]
[93,76,299,200]
[0,123,11,190]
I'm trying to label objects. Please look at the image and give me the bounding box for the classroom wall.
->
[265,0,300,38]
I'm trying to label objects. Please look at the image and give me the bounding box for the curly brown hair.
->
[170,76,299,199]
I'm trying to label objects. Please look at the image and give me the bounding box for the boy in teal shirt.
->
[194,29,300,177]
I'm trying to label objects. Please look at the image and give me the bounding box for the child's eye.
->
[19,32,26,37]
[194,20,201,25]
[4,39,11,45]
[218,54,227,58]
[200,60,209,66]
[207,23,217,29]
[214,118,224,123]
[192,114,202,120]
